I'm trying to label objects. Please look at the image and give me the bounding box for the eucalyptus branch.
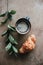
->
[2,25,18,56]
[0,10,16,25]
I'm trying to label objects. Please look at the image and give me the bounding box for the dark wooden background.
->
[0,0,43,65]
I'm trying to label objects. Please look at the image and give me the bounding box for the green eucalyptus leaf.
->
[5,38,9,44]
[7,12,12,20]
[2,30,8,36]
[10,10,16,15]
[8,35,18,45]
[0,12,6,17]
[9,15,12,21]
[10,25,16,31]
[12,46,18,53]
[0,18,8,25]
[8,25,16,31]
[5,43,12,51]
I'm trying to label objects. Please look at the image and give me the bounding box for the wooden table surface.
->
[0,0,43,65]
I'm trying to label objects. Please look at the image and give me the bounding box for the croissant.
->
[19,34,36,54]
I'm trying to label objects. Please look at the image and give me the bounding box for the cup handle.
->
[25,16,30,21]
